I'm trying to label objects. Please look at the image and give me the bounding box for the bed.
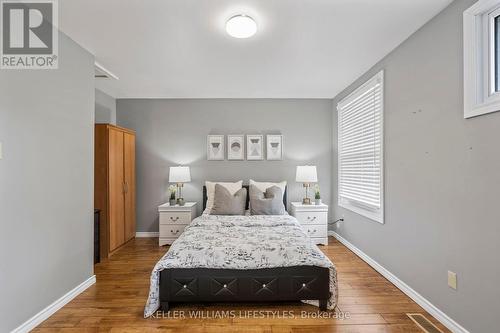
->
[144,185,337,317]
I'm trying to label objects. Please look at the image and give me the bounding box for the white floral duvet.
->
[144,214,337,317]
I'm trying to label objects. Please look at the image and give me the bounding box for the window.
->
[337,71,384,223]
[464,0,500,118]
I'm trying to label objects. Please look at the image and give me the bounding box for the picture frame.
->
[207,135,225,160]
[246,134,264,160]
[266,135,283,160]
[227,135,245,160]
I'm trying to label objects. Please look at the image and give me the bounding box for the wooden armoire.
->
[95,124,136,258]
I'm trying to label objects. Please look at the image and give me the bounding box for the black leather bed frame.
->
[159,185,330,311]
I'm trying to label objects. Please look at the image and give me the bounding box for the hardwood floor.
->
[34,237,449,333]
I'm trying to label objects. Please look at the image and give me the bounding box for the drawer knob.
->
[223,284,227,288]
[183,285,187,288]
[170,216,180,222]
[262,284,266,288]
[302,283,306,287]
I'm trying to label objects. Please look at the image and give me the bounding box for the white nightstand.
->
[290,202,328,245]
[158,202,197,246]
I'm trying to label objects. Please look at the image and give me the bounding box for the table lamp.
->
[296,165,317,205]
[169,166,191,206]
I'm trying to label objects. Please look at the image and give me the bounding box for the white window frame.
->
[337,71,384,224]
[464,0,500,118]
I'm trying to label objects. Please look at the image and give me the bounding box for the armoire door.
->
[123,132,136,242]
[108,128,125,251]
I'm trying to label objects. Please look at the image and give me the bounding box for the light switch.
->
[448,271,457,290]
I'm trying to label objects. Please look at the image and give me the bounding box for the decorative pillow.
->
[211,184,247,215]
[249,179,287,200]
[204,181,243,214]
[249,185,286,215]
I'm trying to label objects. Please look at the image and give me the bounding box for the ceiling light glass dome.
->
[226,15,257,38]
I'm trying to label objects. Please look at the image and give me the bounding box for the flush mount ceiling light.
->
[226,15,257,38]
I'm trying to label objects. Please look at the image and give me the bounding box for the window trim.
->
[337,70,384,224]
[464,0,500,118]
[487,7,500,95]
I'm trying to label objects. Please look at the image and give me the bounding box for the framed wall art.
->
[266,135,283,160]
[227,135,245,160]
[246,134,263,160]
[207,135,225,160]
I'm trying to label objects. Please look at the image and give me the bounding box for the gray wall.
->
[95,88,116,124]
[116,99,333,232]
[331,0,499,332]
[0,33,95,332]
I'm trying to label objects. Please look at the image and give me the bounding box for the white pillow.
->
[249,180,287,201]
[204,181,243,214]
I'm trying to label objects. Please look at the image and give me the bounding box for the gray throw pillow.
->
[211,184,247,215]
[249,185,285,215]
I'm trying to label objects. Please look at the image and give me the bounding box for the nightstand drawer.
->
[160,212,192,225]
[160,224,187,238]
[303,224,327,238]
[294,211,327,225]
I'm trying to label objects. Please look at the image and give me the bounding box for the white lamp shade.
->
[169,166,191,183]
[296,166,318,183]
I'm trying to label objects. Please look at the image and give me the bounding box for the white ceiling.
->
[59,0,453,99]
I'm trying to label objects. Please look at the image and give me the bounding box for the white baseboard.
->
[136,232,159,238]
[328,231,469,333]
[11,275,96,333]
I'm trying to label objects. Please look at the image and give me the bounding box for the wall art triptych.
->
[207,134,283,161]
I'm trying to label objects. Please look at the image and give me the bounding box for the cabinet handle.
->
[307,216,316,221]
[170,229,180,234]
[170,216,179,222]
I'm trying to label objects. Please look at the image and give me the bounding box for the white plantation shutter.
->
[338,71,384,223]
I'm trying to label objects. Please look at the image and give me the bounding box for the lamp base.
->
[302,198,312,205]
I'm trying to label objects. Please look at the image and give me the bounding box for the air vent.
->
[94,67,108,78]
[407,313,444,333]
[94,62,118,80]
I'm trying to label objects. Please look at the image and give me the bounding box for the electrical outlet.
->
[448,271,457,290]
[337,215,344,227]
